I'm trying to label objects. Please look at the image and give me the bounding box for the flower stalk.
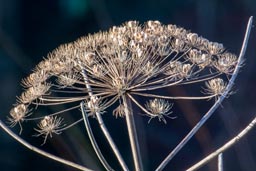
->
[122,94,143,171]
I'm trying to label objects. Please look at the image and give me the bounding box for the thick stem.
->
[187,115,256,171]
[0,120,92,171]
[122,94,143,171]
[80,102,114,171]
[155,16,253,171]
[80,68,129,171]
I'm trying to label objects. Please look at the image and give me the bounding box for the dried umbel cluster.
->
[8,20,237,142]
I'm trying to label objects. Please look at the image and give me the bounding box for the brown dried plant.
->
[0,17,253,171]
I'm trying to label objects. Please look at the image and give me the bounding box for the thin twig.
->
[0,120,93,171]
[187,115,256,171]
[80,102,114,171]
[155,16,253,171]
[80,68,129,171]
[122,94,143,171]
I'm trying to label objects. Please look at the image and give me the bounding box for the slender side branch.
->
[122,94,143,171]
[80,102,114,171]
[80,68,129,171]
[155,16,253,171]
[0,120,93,171]
[187,115,256,171]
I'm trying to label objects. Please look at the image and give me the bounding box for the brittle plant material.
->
[9,20,236,143]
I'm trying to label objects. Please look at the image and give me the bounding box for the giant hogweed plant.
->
[0,16,254,171]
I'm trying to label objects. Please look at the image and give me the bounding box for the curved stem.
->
[80,102,114,171]
[155,16,253,171]
[187,115,256,171]
[0,120,93,171]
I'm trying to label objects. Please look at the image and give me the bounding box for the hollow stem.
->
[122,94,143,171]
[155,16,253,171]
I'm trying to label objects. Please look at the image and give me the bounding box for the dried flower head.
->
[85,96,106,116]
[204,78,227,97]
[214,52,238,74]
[8,20,238,140]
[35,116,65,145]
[8,104,30,134]
[145,99,173,124]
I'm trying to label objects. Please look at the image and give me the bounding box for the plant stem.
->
[122,94,143,171]
[80,68,129,171]
[218,153,223,171]
[186,115,256,171]
[0,120,92,171]
[155,16,253,171]
[80,102,114,171]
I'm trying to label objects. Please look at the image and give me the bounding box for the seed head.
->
[204,78,227,96]
[35,116,65,145]
[145,99,173,124]
[8,104,29,133]
[214,52,238,74]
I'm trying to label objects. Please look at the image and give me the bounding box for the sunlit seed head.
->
[181,64,192,78]
[35,116,65,144]
[207,42,224,55]
[143,61,159,76]
[187,33,198,44]
[204,78,227,96]
[214,53,238,74]
[57,73,79,87]
[8,104,28,126]
[86,96,106,116]
[145,99,173,124]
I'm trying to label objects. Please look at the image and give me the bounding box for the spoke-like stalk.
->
[155,16,253,171]
[0,120,92,171]
[122,94,143,171]
[186,115,256,171]
[80,67,129,171]
[80,102,114,171]
[131,92,215,100]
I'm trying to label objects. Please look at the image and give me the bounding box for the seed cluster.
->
[8,20,238,143]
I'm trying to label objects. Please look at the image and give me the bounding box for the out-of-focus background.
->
[1,0,256,171]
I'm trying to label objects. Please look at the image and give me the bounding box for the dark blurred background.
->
[1,0,256,171]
